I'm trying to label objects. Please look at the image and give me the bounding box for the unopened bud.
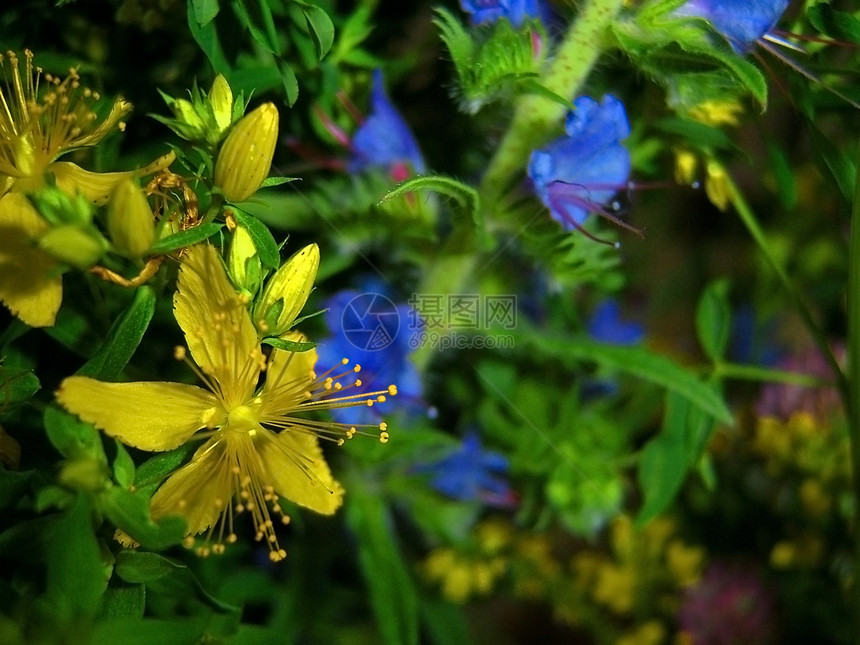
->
[254,243,319,336]
[209,74,234,134]
[227,225,263,297]
[38,224,108,268]
[214,103,278,203]
[108,179,155,258]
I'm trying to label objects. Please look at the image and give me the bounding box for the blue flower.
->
[587,300,644,346]
[528,95,632,233]
[348,70,425,180]
[317,282,423,425]
[460,0,549,27]
[674,0,790,53]
[419,432,515,507]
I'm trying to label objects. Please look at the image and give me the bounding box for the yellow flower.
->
[0,192,62,326]
[688,100,744,127]
[57,244,394,561]
[0,50,172,203]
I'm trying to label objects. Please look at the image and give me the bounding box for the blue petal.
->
[460,0,549,26]
[587,300,644,346]
[349,69,426,174]
[528,95,631,231]
[674,0,789,52]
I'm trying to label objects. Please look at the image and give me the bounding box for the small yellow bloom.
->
[214,103,278,203]
[615,620,666,645]
[688,100,744,127]
[674,149,698,186]
[0,50,133,198]
[56,244,394,561]
[0,192,62,326]
[704,159,730,211]
[422,547,506,604]
[665,539,705,587]
[592,562,636,614]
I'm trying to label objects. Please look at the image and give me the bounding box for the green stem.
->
[722,163,849,403]
[479,0,627,209]
[847,141,860,641]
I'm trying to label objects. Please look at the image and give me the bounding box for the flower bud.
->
[38,224,108,268]
[254,243,319,336]
[227,225,263,298]
[108,178,155,258]
[209,74,234,134]
[214,103,278,203]
[29,185,94,226]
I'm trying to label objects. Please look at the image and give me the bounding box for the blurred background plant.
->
[0,0,859,643]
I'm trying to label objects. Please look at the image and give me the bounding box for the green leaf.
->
[519,334,733,424]
[421,599,475,645]
[45,494,110,619]
[0,469,35,509]
[187,0,230,73]
[102,487,187,551]
[261,337,316,352]
[91,617,208,645]
[114,551,186,584]
[434,8,473,69]
[635,393,689,525]
[279,60,299,107]
[190,0,220,26]
[233,0,279,54]
[78,286,156,380]
[807,119,856,202]
[381,175,481,235]
[685,42,767,106]
[100,585,145,618]
[150,223,223,255]
[259,176,299,188]
[345,488,419,645]
[113,440,135,489]
[807,4,860,44]
[297,2,335,60]
[232,208,281,269]
[134,441,198,490]
[695,279,731,362]
[44,405,105,461]
[0,363,39,407]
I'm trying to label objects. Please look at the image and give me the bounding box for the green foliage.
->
[435,8,564,114]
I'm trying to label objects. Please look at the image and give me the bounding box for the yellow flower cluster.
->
[422,519,512,603]
[751,412,851,571]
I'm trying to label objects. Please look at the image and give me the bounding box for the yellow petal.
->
[174,244,259,407]
[0,192,62,327]
[56,376,223,451]
[260,331,317,416]
[49,151,175,206]
[150,438,233,534]
[257,430,343,515]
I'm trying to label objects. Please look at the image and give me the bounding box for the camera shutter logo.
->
[342,293,400,351]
